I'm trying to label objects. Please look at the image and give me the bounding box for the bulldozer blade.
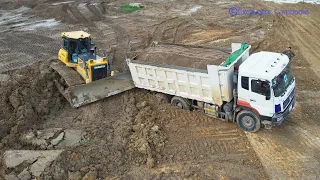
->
[50,61,135,108]
[65,72,134,108]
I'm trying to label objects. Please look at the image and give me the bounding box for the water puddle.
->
[18,19,60,31]
[0,7,60,32]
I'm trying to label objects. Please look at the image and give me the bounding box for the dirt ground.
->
[0,0,319,179]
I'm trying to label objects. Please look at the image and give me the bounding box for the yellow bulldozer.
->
[57,31,113,83]
[51,31,134,108]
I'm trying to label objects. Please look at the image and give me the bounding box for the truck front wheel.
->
[236,110,261,132]
[171,96,191,110]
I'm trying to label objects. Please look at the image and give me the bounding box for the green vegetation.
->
[120,4,144,13]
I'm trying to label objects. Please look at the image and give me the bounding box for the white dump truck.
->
[127,43,296,132]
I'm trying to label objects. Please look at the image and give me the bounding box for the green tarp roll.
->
[221,43,249,67]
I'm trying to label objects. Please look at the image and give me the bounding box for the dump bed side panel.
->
[128,61,215,104]
[128,43,251,106]
[209,43,251,104]
[207,65,223,105]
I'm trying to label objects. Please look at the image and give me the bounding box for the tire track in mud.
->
[247,28,320,180]
[68,2,92,25]
[86,3,102,21]
[102,18,130,70]
[0,57,38,73]
[63,4,78,23]
[278,11,320,78]
[156,106,266,179]
[296,90,320,106]
[246,127,320,179]
[245,6,320,178]
[152,17,178,41]
[152,17,192,42]
[246,81,320,178]
[0,33,59,73]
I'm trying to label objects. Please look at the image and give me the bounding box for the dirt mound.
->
[136,44,228,69]
[0,63,167,178]
[128,100,166,168]
[0,61,64,173]
[31,91,167,179]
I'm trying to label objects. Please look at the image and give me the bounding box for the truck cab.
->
[237,52,295,131]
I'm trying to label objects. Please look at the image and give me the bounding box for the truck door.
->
[249,79,273,117]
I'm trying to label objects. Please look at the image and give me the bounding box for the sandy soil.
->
[0,0,319,179]
[136,44,229,69]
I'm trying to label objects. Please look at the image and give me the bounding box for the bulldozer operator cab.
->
[62,34,91,64]
[58,31,110,83]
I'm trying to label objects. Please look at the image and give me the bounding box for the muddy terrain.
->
[0,0,319,179]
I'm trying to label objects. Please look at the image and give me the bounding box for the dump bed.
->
[128,43,251,106]
[136,43,230,70]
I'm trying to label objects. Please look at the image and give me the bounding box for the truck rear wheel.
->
[171,96,191,110]
[236,110,261,132]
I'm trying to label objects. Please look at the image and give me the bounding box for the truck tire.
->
[171,96,191,110]
[155,93,170,104]
[236,110,261,132]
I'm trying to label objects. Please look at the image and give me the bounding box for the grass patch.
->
[120,4,144,13]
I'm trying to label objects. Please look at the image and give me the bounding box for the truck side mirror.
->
[265,81,271,100]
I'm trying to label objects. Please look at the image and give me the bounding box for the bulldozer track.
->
[61,2,106,27]
[0,58,37,73]
[68,3,90,24]
[77,3,99,22]
[86,3,102,21]
[64,4,78,23]
[0,32,59,73]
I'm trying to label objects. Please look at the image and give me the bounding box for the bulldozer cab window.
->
[69,40,77,54]
[63,39,68,50]
[79,38,89,53]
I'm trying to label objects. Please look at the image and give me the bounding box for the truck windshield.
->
[272,62,294,97]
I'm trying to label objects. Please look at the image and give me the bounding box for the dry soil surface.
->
[0,0,319,179]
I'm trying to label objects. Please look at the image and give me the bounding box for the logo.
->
[93,65,106,69]
[228,6,310,17]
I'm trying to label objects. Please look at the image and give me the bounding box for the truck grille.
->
[283,89,295,110]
